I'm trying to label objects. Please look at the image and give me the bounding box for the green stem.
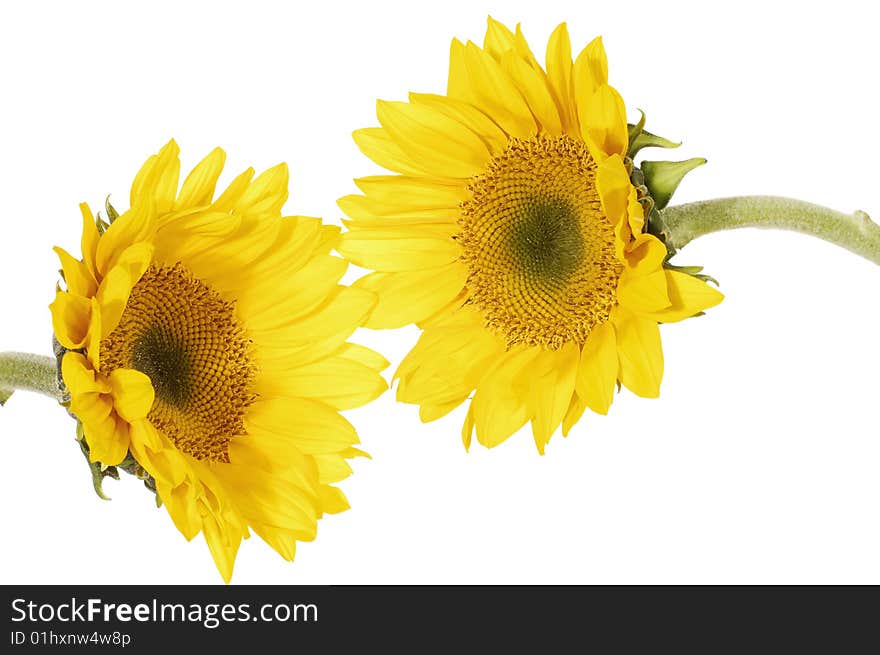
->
[0,352,62,405]
[660,196,880,265]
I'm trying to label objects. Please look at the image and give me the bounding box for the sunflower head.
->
[338,18,723,453]
[50,140,388,581]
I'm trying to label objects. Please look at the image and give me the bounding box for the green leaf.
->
[641,158,707,210]
[0,388,13,406]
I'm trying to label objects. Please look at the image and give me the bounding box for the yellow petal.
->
[311,453,354,485]
[545,22,575,132]
[79,203,100,279]
[377,100,491,178]
[175,147,226,209]
[108,368,155,422]
[617,269,670,314]
[54,246,97,297]
[409,93,509,153]
[500,49,563,135]
[49,291,92,350]
[95,199,156,277]
[245,397,361,456]
[596,154,631,228]
[239,254,348,324]
[484,16,517,58]
[131,140,180,215]
[336,342,389,373]
[150,140,182,215]
[338,227,459,272]
[582,84,628,161]
[86,297,102,368]
[129,425,189,489]
[561,392,588,436]
[352,128,427,177]
[643,271,724,323]
[529,342,579,453]
[627,185,646,236]
[472,348,537,448]
[396,311,501,409]
[318,485,350,515]
[157,479,202,540]
[625,234,667,274]
[265,356,387,411]
[575,322,618,415]
[353,174,470,208]
[353,265,467,328]
[462,405,476,451]
[513,24,542,70]
[95,242,154,339]
[129,153,157,208]
[614,307,663,398]
[211,167,255,212]
[474,392,529,448]
[573,36,608,106]
[202,515,242,584]
[79,402,129,466]
[215,456,320,537]
[235,162,289,217]
[61,351,108,395]
[419,398,464,422]
[462,42,535,139]
[447,38,471,103]
[253,286,375,355]
[339,193,458,223]
[226,439,320,503]
[250,525,298,561]
[85,419,128,466]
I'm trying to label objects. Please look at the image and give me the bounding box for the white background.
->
[1,0,878,585]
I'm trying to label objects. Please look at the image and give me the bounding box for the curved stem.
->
[660,196,880,265]
[0,352,62,404]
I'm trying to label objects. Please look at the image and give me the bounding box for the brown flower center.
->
[458,135,622,349]
[100,263,256,462]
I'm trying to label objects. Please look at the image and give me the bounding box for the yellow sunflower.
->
[338,18,723,453]
[49,140,387,581]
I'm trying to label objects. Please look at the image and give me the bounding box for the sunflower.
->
[49,140,387,581]
[338,18,723,453]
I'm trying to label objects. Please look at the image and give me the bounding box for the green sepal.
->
[641,158,707,210]
[664,262,720,286]
[646,206,675,256]
[76,423,117,501]
[627,110,647,150]
[118,456,161,505]
[105,196,119,223]
[75,423,161,504]
[628,128,681,159]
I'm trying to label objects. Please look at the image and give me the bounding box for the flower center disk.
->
[458,135,622,349]
[100,264,256,462]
